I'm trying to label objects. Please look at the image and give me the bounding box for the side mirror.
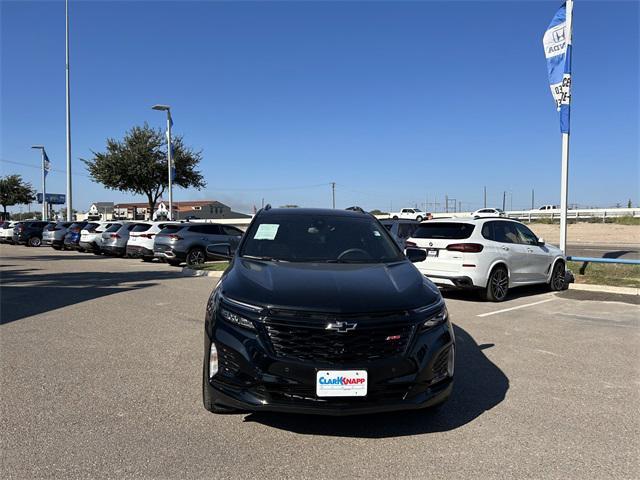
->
[405,247,427,263]
[538,237,545,246]
[206,243,232,259]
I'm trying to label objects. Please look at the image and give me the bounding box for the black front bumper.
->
[204,312,455,416]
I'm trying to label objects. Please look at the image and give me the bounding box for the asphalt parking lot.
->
[1,245,638,479]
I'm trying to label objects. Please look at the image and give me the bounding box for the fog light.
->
[209,343,218,379]
[447,346,455,377]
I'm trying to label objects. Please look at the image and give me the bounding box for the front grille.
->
[261,312,415,365]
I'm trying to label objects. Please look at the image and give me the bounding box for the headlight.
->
[220,307,256,330]
[421,306,449,331]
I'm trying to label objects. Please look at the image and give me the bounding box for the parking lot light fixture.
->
[151,104,173,220]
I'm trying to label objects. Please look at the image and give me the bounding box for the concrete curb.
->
[569,283,639,296]
[180,267,224,278]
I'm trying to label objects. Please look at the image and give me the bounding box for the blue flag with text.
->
[543,2,572,133]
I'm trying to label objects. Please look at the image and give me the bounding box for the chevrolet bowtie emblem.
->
[325,321,357,333]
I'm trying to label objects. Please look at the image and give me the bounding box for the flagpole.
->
[65,0,73,221]
[559,0,573,254]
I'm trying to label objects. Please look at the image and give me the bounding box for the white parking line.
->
[477,298,556,317]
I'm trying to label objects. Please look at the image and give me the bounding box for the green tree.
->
[369,209,388,216]
[83,124,206,218]
[0,174,36,217]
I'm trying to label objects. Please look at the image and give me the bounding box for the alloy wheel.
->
[491,269,508,301]
[29,237,42,247]
[551,263,565,290]
[188,249,205,265]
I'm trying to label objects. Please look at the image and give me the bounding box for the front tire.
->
[392,216,398,219]
[416,216,423,222]
[549,261,566,291]
[27,236,42,247]
[486,266,509,302]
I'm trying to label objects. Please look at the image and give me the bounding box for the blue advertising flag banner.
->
[543,2,572,133]
[43,151,51,178]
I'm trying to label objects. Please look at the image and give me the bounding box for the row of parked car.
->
[0,219,245,266]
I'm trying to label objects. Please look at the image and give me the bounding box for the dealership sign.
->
[37,193,66,205]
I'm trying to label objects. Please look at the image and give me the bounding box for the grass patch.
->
[568,261,640,288]
[188,261,229,271]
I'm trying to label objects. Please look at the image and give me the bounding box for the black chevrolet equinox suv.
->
[203,207,455,415]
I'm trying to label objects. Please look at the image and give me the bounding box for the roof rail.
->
[345,206,366,213]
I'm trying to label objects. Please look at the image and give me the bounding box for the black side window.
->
[188,225,205,234]
[222,226,242,236]
[514,224,539,246]
[204,224,223,235]
[492,222,519,244]
[397,223,417,240]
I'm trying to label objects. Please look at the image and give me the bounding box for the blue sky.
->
[1,0,638,214]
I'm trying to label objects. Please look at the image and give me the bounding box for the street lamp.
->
[152,104,173,220]
[31,145,48,221]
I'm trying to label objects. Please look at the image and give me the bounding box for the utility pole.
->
[152,104,173,220]
[483,186,487,208]
[531,189,535,210]
[502,191,506,211]
[445,195,448,213]
[65,0,73,221]
[32,146,48,221]
[331,182,336,209]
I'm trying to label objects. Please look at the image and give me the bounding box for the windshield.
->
[240,214,403,263]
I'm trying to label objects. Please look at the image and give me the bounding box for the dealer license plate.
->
[427,249,439,258]
[316,370,367,397]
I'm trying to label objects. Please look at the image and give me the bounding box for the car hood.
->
[221,258,441,314]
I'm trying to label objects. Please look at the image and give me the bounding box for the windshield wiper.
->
[242,255,286,262]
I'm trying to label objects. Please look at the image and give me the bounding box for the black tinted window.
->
[397,223,418,240]
[69,222,86,229]
[104,223,122,233]
[489,221,519,244]
[159,225,186,234]
[203,224,223,235]
[412,223,475,239]
[514,224,539,245]
[84,223,100,232]
[222,226,243,236]
[131,224,151,232]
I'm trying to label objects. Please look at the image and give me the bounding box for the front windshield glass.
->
[240,214,403,263]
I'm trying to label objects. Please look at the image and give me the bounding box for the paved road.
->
[566,243,640,260]
[1,246,639,479]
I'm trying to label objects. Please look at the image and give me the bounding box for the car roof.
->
[258,207,371,218]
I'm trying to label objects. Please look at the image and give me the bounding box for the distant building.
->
[93,200,250,221]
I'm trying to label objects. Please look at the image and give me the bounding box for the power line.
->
[0,158,91,178]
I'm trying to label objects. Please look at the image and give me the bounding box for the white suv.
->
[127,221,181,261]
[406,218,566,301]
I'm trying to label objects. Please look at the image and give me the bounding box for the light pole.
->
[152,104,173,220]
[31,145,48,220]
[65,0,73,221]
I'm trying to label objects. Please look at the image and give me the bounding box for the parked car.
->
[154,223,244,266]
[537,205,559,211]
[12,220,49,247]
[100,222,147,257]
[63,221,88,250]
[127,221,181,261]
[42,222,73,250]
[406,218,567,301]
[379,219,420,250]
[471,208,506,218]
[78,222,116,254]
[202,207,453,415]
[390,208,431,222]
[0,221,18,244]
